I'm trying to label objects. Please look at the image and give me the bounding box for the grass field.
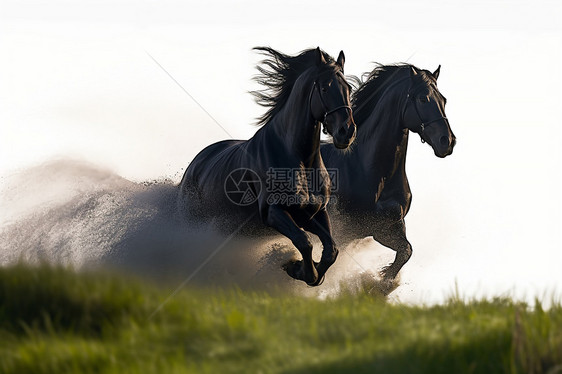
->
[0,264,561,374]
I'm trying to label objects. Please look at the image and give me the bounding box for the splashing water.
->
[0,159,398,299]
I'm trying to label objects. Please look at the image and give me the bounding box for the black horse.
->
[178,47,356,286]
[321,64,456,280]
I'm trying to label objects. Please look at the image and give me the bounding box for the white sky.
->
[1,0,561,303]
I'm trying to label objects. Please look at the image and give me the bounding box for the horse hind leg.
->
[373,220,412,280]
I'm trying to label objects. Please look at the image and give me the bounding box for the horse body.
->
[322,64,455,280]
[180,112,329,228]
[178,47,356,285]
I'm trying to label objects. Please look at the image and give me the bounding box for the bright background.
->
[1,0,561,303]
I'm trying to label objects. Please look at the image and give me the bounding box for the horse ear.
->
[316,47,326,66]
[410,66,418,76]
[336,50,345,72]
[433,65,441,80]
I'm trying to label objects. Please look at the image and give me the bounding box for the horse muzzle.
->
[433,134,456,158]
[331,120,356,149]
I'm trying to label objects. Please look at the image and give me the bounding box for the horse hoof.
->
[308,274,326,287]
[283,260,304,281]
[283,260,318,285]
[379,264,397,280]
[282,259,300,272]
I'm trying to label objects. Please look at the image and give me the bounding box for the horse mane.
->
[251,47,337,127]
[351,63,437,130]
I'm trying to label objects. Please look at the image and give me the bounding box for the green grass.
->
[0,264,561,374]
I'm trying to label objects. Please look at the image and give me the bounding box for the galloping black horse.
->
[178,47,356,285]
[321,64,455,280]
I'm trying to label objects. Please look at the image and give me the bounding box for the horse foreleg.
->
[266,206,318,285]
[372,219,412,280]
[302,209,338,286]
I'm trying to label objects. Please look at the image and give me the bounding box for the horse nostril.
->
[338,126,347,136]
[440,135,449,146]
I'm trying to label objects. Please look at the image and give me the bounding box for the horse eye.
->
[321,86,328,92]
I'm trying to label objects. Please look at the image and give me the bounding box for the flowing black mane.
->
[252,47,338,126]
[351,63,437,128]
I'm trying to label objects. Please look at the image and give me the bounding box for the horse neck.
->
[272,76,322,167]
[355,92,409,181]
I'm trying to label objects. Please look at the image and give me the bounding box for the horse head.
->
[403,66,456,158]
[310,48,356,149]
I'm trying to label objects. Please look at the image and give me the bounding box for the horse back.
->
[177,139,249,216]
